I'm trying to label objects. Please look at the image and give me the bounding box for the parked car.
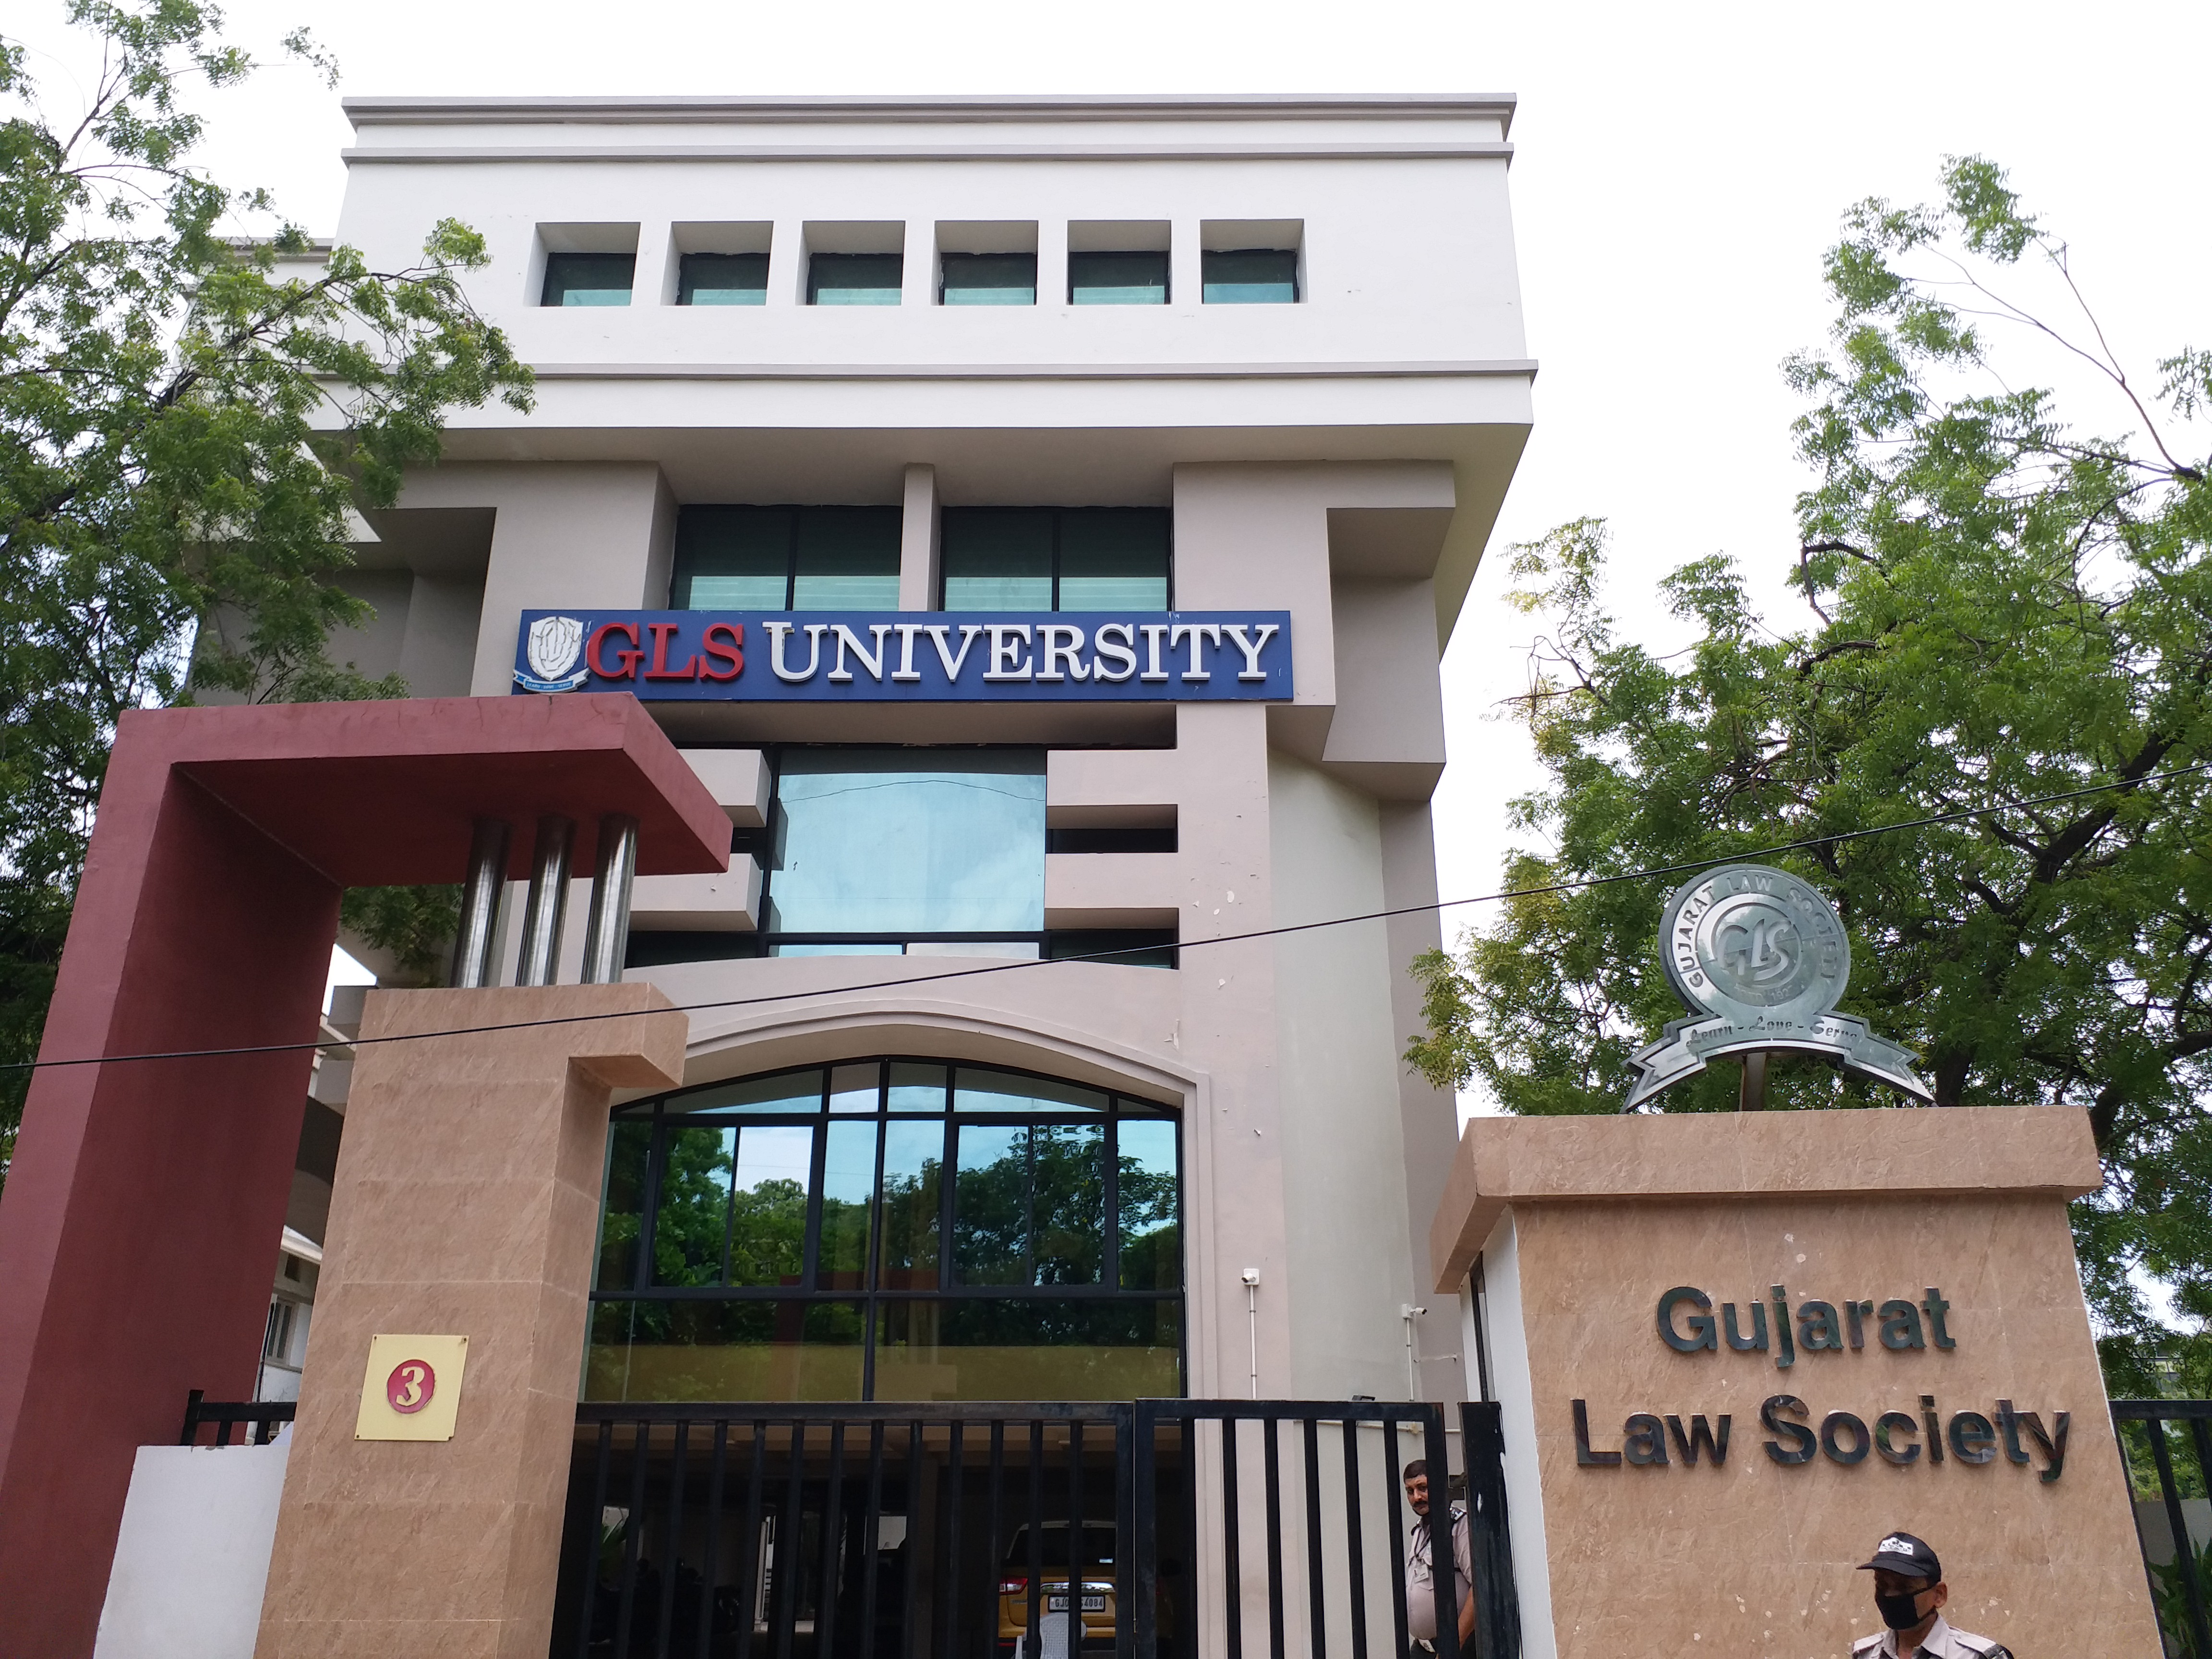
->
[995,1522,1126,1656]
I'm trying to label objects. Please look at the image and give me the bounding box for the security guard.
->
[1402,1458,1476,1657]
[1852,1531,2014,1658]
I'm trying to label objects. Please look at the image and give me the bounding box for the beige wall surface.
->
[1453,1111,2159,1658]
[256,985,685,1659]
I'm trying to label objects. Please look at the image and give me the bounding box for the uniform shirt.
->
[1851,1613,2015,1659]
[1405,1505,1474,1642]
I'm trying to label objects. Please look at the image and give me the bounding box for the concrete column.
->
[255,984,686,1658]
[899,463,939,611]
[451,462,678,696]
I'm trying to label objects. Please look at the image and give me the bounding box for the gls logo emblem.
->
[515,614,589,692]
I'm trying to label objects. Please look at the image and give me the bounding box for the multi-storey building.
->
[308,92,1532,1419]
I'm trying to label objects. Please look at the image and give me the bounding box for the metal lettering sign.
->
[1623,864,1933,1109]
[512,610,1293,702]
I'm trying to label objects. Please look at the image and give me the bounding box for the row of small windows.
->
[541,221,1300,309]
[669,505,1171,612]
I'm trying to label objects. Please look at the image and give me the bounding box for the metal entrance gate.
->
[551,1400,1520,1659]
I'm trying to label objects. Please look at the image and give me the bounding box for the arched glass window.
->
[588,1058,1182,1403]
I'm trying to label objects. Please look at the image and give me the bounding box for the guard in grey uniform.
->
[1852,1532,2014,1659]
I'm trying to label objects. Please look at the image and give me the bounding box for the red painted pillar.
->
[0,755,333,1656]
[0,695,728,1657]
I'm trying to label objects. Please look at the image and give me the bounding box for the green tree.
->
[1407,157,2212,1391]
[0,0,532,1173]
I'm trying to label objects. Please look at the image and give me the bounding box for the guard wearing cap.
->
[1851,1531,2014,1658]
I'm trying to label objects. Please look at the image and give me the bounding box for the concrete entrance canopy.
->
[0,692,727,1659]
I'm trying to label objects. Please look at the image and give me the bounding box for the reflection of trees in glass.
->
[1117,1122,1180,1290]
[596,1122,653,1290]
[1033,1125,1103,1285]
[728,1178,808,1286]
[879,1121,942,1287]
[653,1127,734,1286]
[955,1126,1028,1285]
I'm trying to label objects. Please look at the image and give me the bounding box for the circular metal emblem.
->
[1659,865,1850,1027]
[385,1358,437,1416]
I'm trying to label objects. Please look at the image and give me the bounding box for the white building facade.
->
[316,94,1532,1414]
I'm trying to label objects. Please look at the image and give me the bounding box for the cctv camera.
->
[1240,1267,1262,1286]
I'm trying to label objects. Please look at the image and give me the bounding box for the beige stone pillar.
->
[256,984,686,1657]
[1427,1106,2163,1657]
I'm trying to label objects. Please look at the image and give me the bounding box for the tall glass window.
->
[678,252,768,305]
[671,506,902,610]
[939,508,1170,611]
[587,1059,1183,1402]
[541,252,635,307]
[763,749,1045,953]
[941,252,1036,305]
[1201,248,1299,304]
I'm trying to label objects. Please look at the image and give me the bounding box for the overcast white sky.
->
[16,0,2212,994]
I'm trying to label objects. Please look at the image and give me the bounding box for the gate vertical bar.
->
[901,1423,922,1659]
[1067,1418,1086,1659]
[1423,1408,1460,1659]
[1222,1418,1244,1659]
[860,1422,887,1659]
[576,1420,616,1659]
[2145,1415,2212,1655]
[735,1421,768,1659]
[939,1421,965,1659]
[615,1419,651,1659]
[656,1421,691,1655]
[1380,1419,1409,1659]
[774,1422,805,1659]
[1262,1419,1285,1659]
[1028,1422,1046,1659]
[1302,1419,1326,1659]
[1130,1405,1156,1659]
[1340,1419,1368,1659]
[1114,1406,1135,1659]
[697,1423,728,1659]
[818,1422,847,1659]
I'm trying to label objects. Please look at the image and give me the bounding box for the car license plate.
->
[1045,1595,1107,1612]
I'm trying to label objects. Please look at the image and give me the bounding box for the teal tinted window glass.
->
[668,1069,822,1114]
[678,251,768,305]
[652,1125,734,1286]
[1202,248,1298,304]
[672,507,794,609]
[1059,509,1170,609]
[809,252,902,305]
[955,1068,1106,1114]
[542,251,635,306]
[1033,1124,1105,1286]
[941,510,1052,610]
[767,750,1046,933]
[595,1120,653,1290]
[954,1124,1029,1285]
[770,942,905,957]
[878,1119,943,1289]
[586,1298,866,1402]
[888,1061,950,1112]
[1117,1119,1181,1288]
[941,251,1036,305]
[1070,250,1168,305]
[792,507,901,608]
[829,1061,881,1114]
[727,1125,813,1287]
[819,1121,878,1290]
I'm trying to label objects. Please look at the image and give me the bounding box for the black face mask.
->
[1875,1589,1929,1632]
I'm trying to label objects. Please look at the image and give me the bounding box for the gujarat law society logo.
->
[1623,864,1934,1110]
[515,613,589,693]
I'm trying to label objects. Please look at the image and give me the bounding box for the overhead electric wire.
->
[7,757,2211,1077]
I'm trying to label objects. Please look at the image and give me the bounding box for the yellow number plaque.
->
[354,1333,469,1442]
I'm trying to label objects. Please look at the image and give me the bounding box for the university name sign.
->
[512,610,1294,703]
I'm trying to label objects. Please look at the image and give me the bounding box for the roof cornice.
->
[341,93,1517,136]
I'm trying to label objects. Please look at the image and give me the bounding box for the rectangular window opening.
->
[805,224,906,305]
[678,251,769,305]
[1200,222,1303,305]
[941,251,1037,306]
[670,505,901,611]
[541,251,636,307]
[939,507,1170,612]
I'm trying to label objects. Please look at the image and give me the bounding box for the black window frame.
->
[670,505,903,611]
[936,506,1173,612]
[591,1056,1186,1401]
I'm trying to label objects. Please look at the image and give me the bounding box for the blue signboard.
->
[512,610,1293,702]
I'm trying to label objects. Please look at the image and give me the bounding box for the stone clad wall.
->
[1430,1107,2162,1659]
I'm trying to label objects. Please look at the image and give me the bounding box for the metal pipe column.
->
[579,813,639,985]
[448,818,511,989]
[515,814,576,986]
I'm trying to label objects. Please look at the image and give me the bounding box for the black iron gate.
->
[2114,1398,2212,1657]
[551,1399,1519,1659]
